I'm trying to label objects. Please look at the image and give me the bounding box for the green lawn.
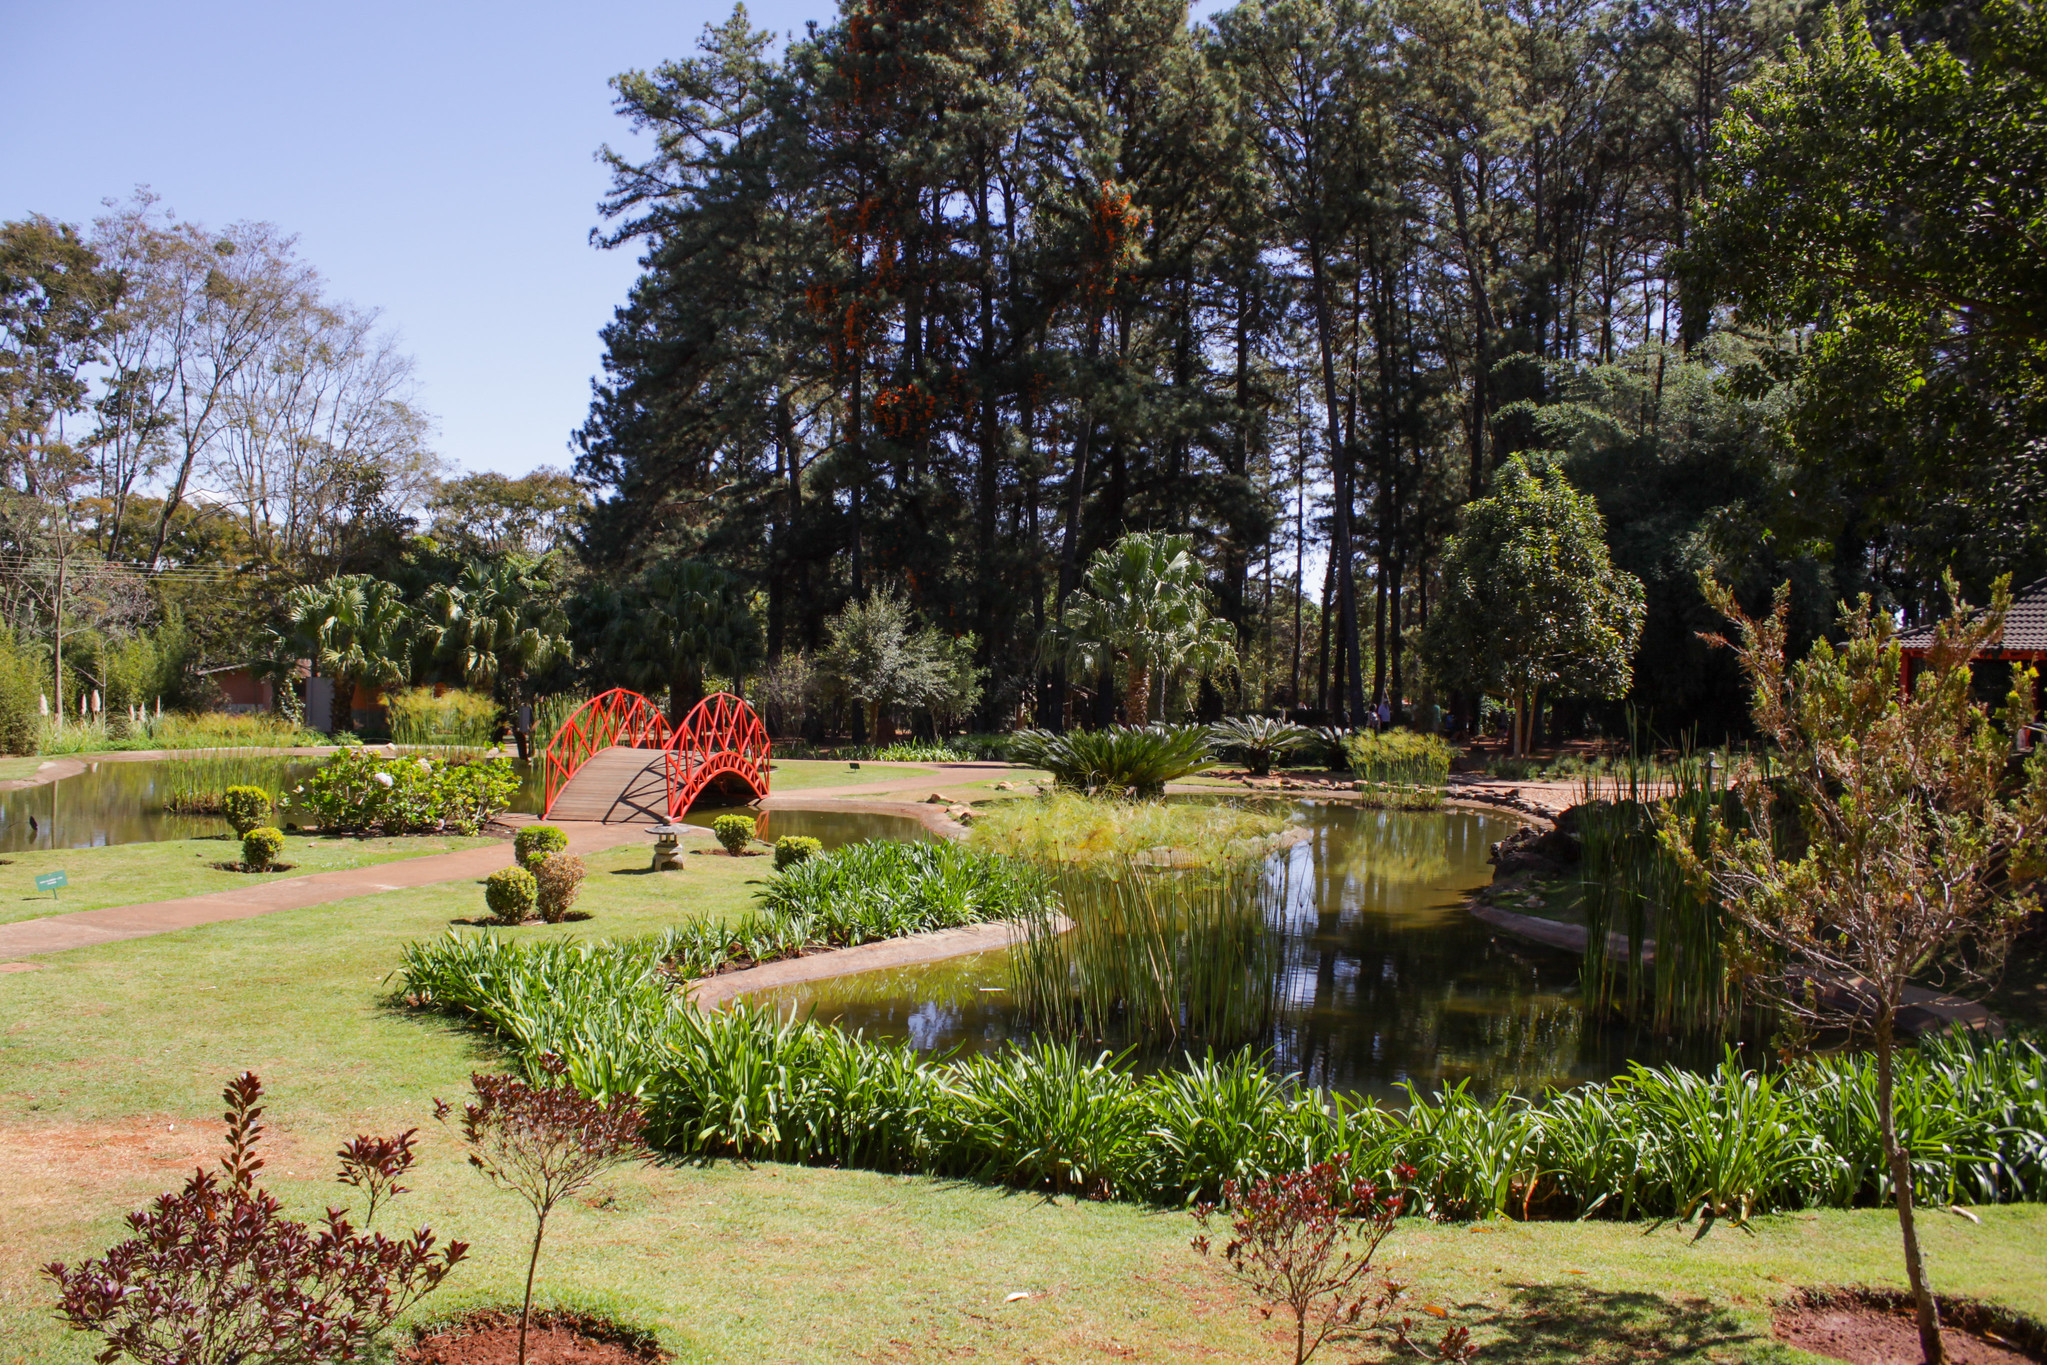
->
[765,758,935,790]
[0,833,498,926]
[1,850,2042,1364]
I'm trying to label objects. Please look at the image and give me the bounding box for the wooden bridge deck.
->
[545,745,672,823]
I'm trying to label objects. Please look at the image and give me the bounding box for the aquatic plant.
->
[388,685,500,759]
[1007,725,1216,797]
[1011,857,1283,1051]
[968,790,1284,868]
[1341,730,1452,809]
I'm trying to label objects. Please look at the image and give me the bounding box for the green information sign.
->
[35,870,67,898]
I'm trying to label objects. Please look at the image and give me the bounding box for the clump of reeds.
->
[1011,857,1283,1051]
[969,791,1285,869]
[1342,729,1453,809]
[388,687,501,761]
[1573,746,1760,1036]
[157,753,302,815]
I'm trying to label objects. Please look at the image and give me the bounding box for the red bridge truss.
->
[542,688,771,821]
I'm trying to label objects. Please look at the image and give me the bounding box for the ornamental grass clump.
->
[514,823,569,869]
[437,1057,647,1365]
[45,1072,465,1365]
[1193,1159,1474,1365]
[240,825,286,871]
[753,839,1050,945]
[712,813,756,854]
[220,784,272,836]
[532,853,586,924]
[486,866,539,925]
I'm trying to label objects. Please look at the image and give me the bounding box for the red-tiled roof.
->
[1898,576,2047,655]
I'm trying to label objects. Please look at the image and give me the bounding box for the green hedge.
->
[397,930,2047,1217]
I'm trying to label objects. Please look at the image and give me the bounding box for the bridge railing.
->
[542,688,673,815]
[664,692,772,817]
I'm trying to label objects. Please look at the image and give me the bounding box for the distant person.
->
[1376,698,1391,730]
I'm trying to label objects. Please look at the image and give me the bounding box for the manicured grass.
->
[2,853,2043,1363]
[765,758,936,790]
[841,765,1048,802]
[0,833,498,926]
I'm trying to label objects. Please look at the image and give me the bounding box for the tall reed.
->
[157,753,303,814]
[1342,729,1452,809]
[1574,745,1747,1035]
[1011,857,1283,1051]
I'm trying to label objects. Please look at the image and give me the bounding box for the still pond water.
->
[752,801,1704,1101]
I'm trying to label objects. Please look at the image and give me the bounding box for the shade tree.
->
[1420,458,1645,754]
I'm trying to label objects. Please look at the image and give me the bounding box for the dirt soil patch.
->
[398,1309,667,1365]
[1776,1289,2047,1365]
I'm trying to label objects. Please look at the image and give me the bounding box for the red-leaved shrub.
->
[437,1055,647,1365]
[1193,1159,1477,1365]
[45,1071,466,1365]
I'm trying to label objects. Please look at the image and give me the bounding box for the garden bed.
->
[399,1309,667,1364]
[1776,1288,2047,1365]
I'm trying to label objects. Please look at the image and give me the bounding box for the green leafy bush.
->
[485,867,537,925]
[514,824,569,869]
[395,932,2047,1215]
[712,814,756,855]
[1007,725,1216,797]
[241,826,286,870]
[221,785,272,836]
[1342,729,1454,809]
[773,836,823,870]
[753,840,1048,944]
[532,853,586,924]
[288,750,517,835]
[870,741,972,762]
[1206,715,1316,777]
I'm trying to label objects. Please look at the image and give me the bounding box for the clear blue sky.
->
[0,0,833,478]
[5,0,1228,482]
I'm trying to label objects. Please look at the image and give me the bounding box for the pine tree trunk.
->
[1877,1017,1946,1364]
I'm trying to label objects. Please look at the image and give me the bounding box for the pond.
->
[750,801,1712,1101]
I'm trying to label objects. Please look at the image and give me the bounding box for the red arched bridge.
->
[543,689,771,822]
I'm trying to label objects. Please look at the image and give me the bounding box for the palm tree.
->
[1042,532,1237,723]
[413,556,572,701]
[271,575,415,728]
[574,559,762,724]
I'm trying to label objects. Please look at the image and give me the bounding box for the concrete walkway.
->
[0,818,662,961]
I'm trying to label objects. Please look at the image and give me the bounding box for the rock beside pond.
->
[1489,816,1581,876]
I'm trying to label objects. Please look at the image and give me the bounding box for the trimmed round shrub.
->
[774,835,823,870]
[241,826,286,871]
[533,853,586,924]
[485,866,538,925]
[222,786,273,837]
[514,824,569,869]
[712,814,756,855]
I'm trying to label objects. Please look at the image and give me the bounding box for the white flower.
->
[417,759,432,772]
[373,771,394,788]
